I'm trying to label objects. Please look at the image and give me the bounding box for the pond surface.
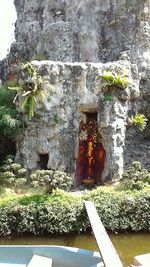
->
[0,232,149,267]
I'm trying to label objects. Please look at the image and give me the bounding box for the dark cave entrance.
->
[75,112,106,186]
[38,153,49,170]
[0,136,16,163]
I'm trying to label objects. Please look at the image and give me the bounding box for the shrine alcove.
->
[75,112,106,186]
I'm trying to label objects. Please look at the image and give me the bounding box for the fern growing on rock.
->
[101,70,129,90]
[8,62,44,120]
[131,113,147,131]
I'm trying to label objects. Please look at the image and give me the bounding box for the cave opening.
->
[38,153,49,170]
[0,136,16,162]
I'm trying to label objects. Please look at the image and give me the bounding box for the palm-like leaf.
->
[22,91,32,97]
[8,86,21,92]
[8,62,47,120]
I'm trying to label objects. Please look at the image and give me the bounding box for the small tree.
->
[0,86,21,160]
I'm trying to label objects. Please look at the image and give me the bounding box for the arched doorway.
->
[75,112,106,186]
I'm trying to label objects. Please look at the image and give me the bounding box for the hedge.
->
[0,187,149,236]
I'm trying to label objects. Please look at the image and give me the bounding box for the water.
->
[0,232,149,267]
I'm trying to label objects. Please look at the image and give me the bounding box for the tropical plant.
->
[8,62,44,120]
[101,71,129,89]
[0,87,21,137]
[131,113,147,131]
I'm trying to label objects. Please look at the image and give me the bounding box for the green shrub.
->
[0,86,21,139]
[0,157,28,188]
[1,164,11,172]
[84,187,150,231]
[0,156,74,193]
[18,168,27,177]
[0,187,149,236]
[5,155,15,161]
[0,86,21,161]
[4,158,14,164]
[14,178,27,186]
[118,162,150,191]
[2,171,15,179]
[10,163,22,174]
[30,169,74,192]
[0,171,15,187]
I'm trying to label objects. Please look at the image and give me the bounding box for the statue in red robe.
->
[75,113,106,186]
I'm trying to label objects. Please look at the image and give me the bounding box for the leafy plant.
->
[0,156,28,188]
[0,86,21,160]
[131,113,147,131]
[53,113,61,124]
[117,161,150,191]
[103,95,113,102]
[8,62,44,120]
[30,169,74,193]
[101,71,129,89]
[0,156,74,193]
[0,186,150,236]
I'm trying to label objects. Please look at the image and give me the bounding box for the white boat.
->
[0,245,102,267]
[0,202,123,267]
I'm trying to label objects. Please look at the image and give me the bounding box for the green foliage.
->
[0,157,73,193]
[0,86,21,139]
[0,85,15,107]
[103,95,113,102]
[8,62,44,120]
[84,187,150,232]
[101,71,129,89]
[10,163,22,174]
[0,187,149,236]
[0,156,28,188]
[118,161,150,191]
[53,113,61,124]
[131,113,147,131]
[17,168,27,177]
[30,169,74,193]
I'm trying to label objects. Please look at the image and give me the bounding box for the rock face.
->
[15,60,139,182]
[2,0,150,182]
[14,0,150,68]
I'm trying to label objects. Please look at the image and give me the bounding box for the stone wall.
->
[1,0,150,181]
[15,59,139,181]
[13,0,150,67]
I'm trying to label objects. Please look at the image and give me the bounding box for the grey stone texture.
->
[13,0,150,68]
[1,0,150,181]
[15,60,139,181]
